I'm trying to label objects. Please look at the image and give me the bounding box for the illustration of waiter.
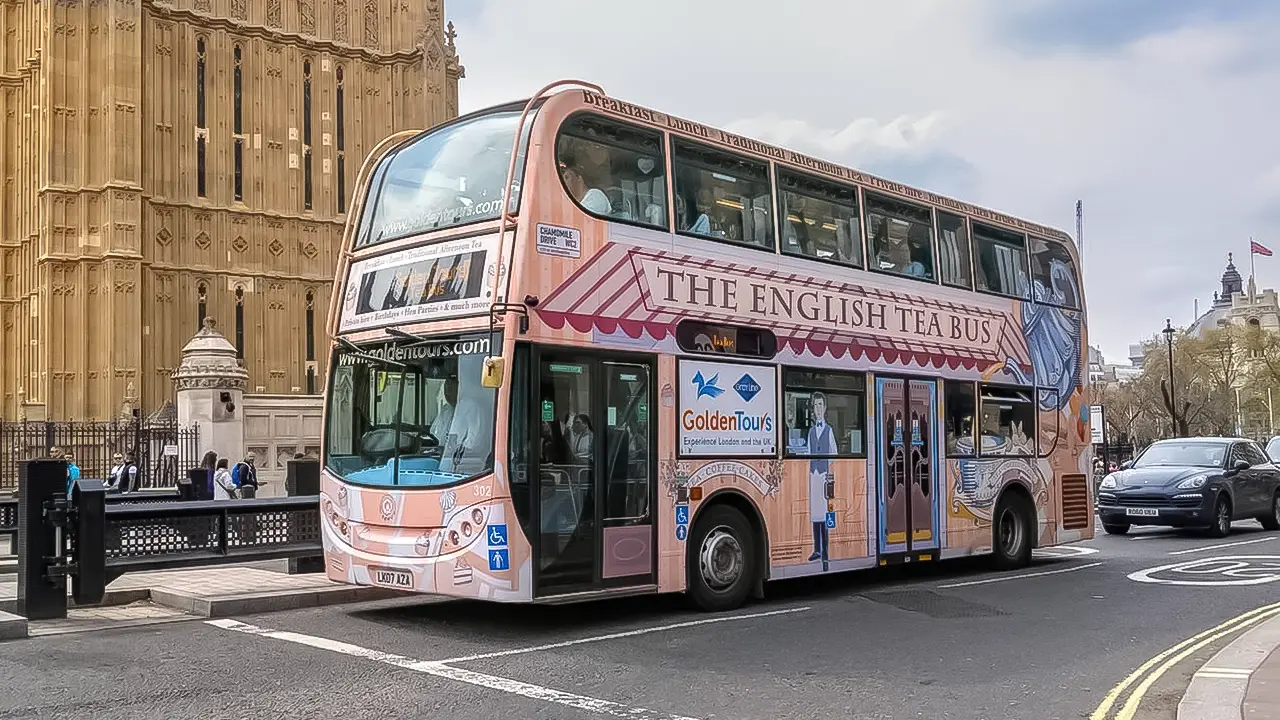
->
[806,392,837,571]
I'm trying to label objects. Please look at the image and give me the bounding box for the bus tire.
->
[990,491,1034,571]
[686,504,756,612]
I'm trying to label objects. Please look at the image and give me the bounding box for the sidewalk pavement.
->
[1179,613,1280,719]
[0,561,415,641]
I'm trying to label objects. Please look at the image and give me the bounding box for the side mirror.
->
[1119,460,1132,470]
[1236,460,1252,472]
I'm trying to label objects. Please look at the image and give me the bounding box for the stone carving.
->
[155,227,173,246]
[171,318,250,391]
[232,0,247,20]
[267,0,280,26]
[193,230,211,250]
[195,0,210,11]
[300,0,315,35]
[334,0,348,42]
[300,242,319,259]
[363,0,378,46]
[231,235,249,253]
[268,239,284,256]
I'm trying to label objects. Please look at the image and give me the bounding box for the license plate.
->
[1125,508,1159,517]
[370,568,414,589]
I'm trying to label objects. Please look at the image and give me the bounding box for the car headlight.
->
[1100,474,1118,489]
[1177,474,1210,490]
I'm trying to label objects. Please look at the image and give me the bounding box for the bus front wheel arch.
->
[685,494,765,612]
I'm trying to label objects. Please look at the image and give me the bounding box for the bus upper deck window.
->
[973,223,1031,300]
[671,138,773,251]
[556,113,668,230]
[865,192,936,283]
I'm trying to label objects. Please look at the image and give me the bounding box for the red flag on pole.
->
[1252,240,1273,257]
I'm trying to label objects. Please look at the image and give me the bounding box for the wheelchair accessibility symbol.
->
[1129,555,1280,586]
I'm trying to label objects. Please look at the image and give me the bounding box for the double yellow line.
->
[1091,600,1280,720]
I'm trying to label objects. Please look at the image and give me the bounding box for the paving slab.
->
[1180,614,1280,720]
[128,567,406,617]
[0,609,27,641]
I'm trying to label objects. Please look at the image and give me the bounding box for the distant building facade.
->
[1188,253,1280,339]
[0,0,463,420]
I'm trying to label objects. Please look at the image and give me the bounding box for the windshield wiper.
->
[386,327,430,345]
[336,337,407,368]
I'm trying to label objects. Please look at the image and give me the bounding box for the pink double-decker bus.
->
[321,81,1093,611]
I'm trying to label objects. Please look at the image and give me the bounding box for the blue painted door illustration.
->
[875,377,941,555]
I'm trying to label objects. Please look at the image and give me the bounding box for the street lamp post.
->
[1163,319,1177,436]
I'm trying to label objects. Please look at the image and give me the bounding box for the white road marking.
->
[208,619,701,720]
[1129,555,1280,586]
[436,606,810,664]
[1034,545,1100,557]
[1130,532,1179,541]
[936,561,1104,589]
[1168,536,1280,556]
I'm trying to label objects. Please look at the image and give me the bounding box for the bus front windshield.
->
[357,107,536,247]
[325,335,498,487]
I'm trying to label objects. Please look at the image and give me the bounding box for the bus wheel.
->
[687,504,755,612]
[990,492,1034,571]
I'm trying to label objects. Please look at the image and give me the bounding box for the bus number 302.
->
[473,485,492,498]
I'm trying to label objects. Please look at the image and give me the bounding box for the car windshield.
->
[324,334,498,487]
[1132,442,1226,469]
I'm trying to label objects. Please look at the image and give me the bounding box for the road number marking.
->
[1129,555,1280,586]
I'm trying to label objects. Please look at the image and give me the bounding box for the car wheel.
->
[686,504,756,612]
[991,492,1034,570]
[1209,495,1232,538]
[1102,523,1130,535]
[1260,492,1280,532]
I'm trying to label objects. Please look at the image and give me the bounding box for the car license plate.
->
[370,567,414,589]
[1125,508,1159,517]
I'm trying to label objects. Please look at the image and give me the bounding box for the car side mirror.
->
[1227,460,1251,475]
[1119,461,1132,470]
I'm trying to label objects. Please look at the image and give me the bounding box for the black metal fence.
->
[1,496,14,549]
[0,420,201,492]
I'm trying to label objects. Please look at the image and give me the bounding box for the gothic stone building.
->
[0,0,462,420]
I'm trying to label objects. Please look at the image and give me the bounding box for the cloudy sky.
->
[446,0,1280,364]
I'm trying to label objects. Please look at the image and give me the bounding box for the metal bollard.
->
[71,479,107,607]
[16,459,69,620]
[286,459,323,575]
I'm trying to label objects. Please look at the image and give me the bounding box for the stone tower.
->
[0,0,463,421]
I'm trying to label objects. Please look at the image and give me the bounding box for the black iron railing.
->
[103,496,321,578]
[0,419,201,491]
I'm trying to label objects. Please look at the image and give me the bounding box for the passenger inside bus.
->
[561,163,613,216]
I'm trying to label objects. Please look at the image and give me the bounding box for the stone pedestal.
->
[172,319,249,465]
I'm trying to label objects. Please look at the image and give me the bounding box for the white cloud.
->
[449,0,1280,363]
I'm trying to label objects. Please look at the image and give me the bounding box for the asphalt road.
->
[5,521,1280,720]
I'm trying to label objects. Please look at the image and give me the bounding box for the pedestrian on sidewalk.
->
[231,452,259,499]
[200,451,218,500]
[106,451,140,494]
[212,458,237,500]
[62,451,81,497]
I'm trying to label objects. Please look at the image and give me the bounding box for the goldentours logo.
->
[339,336,491,366]
[692,370,724,400]
[733,374,760,402]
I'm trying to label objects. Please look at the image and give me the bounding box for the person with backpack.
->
[231,452,259,499]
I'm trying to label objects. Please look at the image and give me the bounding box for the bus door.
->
[531,351,657,596]
[873,377,942,559]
